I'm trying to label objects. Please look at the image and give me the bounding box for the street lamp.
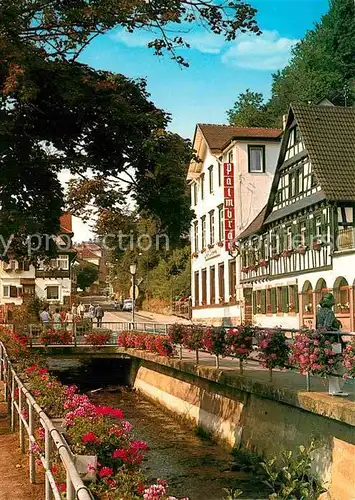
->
[130,263,137,326]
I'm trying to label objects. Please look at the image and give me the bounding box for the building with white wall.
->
[188,124,281,325]
[0,214,75,313]
[238,102,355,331]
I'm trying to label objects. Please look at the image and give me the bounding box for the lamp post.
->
[130,263,137,327]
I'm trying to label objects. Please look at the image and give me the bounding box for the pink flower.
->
[87,463,96,473]
[122,420,133,433]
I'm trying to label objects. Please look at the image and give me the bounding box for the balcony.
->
[337,228,355,251]
[35,268,70,279]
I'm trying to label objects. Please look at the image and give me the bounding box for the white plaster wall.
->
[192,304,241,321]
[35,277,72,304]
[253,314,299,330]
[298,252,355,291]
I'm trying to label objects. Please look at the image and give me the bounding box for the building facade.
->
[238,102,355,331]
[188,123,281,325]
[0,214,75,309]
[74,241,108,294]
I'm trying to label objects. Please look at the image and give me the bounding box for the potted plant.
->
[259,259,268,267]
[226,324,255,374]
[281,249,293,258]
[241,266,249,273]
[207,243,214,249]
[257,329,290,381]
[217,241,224,247]
[312,241,323,251]
[296,246,307,255]
[201,248,206,254]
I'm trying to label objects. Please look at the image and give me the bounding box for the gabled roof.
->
[238,103,355,240]
[290,103,355,201]
[198,124,282,153]
[59,213,73,234]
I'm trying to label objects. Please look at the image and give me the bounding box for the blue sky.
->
[80,0,329,139]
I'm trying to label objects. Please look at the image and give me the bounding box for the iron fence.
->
[0,341,93,500]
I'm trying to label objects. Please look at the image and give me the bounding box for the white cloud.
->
[222,30,298,71]
[113,27,224,54]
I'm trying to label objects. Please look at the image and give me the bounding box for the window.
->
[46,285,59,300]
[193,183,197,206]
[193,221,198,252]
[288,285,299,313]
[276,287,283,313]
[3,285,19,298]
[218,162,221,187]
[200,173,205,200]
[194,271,199,306]
[218,204,224,241]
[193,221,198,251]
[266,289,272,313]
[228,150,234,164]
[209,210,215,244]
[210,266,216,304]
[18,260,30,271]
[201,269,207,305]
[229,260,236,301]
[315,216,322,243]
[248,145,265,173]
[286,226,293,250]
[300,221,306,247]
[218,263,225,303]
[55,255,69,270]
[201,216,206,249]
[208,165,214,193]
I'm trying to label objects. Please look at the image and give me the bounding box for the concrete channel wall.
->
[124,352,355,500]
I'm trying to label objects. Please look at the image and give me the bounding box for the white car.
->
[122,298,133,311]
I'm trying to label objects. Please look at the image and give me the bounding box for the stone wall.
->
[127,354,355,500]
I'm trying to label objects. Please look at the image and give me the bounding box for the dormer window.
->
[248,145,265,173]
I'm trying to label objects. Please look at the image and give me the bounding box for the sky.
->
[72,0,329,241]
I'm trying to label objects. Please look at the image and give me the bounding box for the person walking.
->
[40,307,50,330]
[71,303,77,316]
[77,302,85,320]
[52,308,61,330]
[65,309,74,332]
[88,303,95,322]
[95,304,104,328]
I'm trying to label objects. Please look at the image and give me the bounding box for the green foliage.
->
[76,262,99,291]
[223,488,243,499]
[227,89,275,127]
[260,441,326,499]
[227,0,355,125]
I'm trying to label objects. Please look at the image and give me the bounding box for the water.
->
[50,358,268,500]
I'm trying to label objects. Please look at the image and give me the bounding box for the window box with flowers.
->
[249,264,258,272]
[218,296,224,304]
[201,248,206,254]
[229,295,236,305]
[281,249,293,258]
[337,302,350,313]
[259,259,269,267]
[296,246,307,255]
[241,266,250,274]
[271,254,280,261]
[217,241,224,247]
[191,252,199,259]
[207,243,214,249]
[312,241,323,251]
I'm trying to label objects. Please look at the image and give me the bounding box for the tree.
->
[268,0,355,120]
[76,262,99,291]
[226,89,274,127]
[0,0,260,257]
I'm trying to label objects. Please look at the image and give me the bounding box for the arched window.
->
[302,281,313,316]
[333,277,350,314]
[315,278,328,308]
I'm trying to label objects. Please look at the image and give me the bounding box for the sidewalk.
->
[0,384,43,500]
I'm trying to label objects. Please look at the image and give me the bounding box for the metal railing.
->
[0,341,93,500]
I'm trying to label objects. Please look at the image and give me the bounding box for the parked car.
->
[122,298,133,311]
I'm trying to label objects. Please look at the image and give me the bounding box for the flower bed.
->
[0,328,187,500]
[117,331,175,357]
[84,331,112,346]
[342,339,355,378]
[39,329,73,346]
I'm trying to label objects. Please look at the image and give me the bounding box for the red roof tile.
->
[60,213,72,234]
[198,124,282,152]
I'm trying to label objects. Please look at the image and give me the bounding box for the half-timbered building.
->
[238,102,355,330]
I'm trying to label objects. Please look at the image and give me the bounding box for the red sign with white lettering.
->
[224,163,235,251]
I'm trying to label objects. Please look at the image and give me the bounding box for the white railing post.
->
[28,401,36,483]
[11,373,15,431]
[45,426,53,500]
[19,388,25,453]
[66,469,75,500]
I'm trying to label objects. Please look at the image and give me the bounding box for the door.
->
[243,287,253,324]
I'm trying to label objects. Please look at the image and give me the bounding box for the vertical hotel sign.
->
[224,163,235,251]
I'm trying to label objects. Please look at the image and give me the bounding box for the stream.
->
[50,358,268,500]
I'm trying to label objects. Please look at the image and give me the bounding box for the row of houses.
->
[0,213,109,318]
[189,100,355,330]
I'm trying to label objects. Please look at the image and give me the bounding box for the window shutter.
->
[10,286,17,298]
[295,289,299,313]
[253,291,257,315]
[261,290,266,314]
[282,286,289,313]
[306,218,312,246]
[321,211,327,240]
[271,288,277,314]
